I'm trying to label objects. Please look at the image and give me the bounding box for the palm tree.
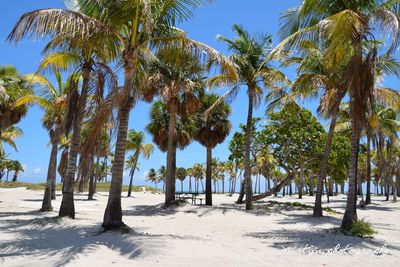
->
[146,168,158,189]
[191,163,204,193]
[0,66,31,134]
[11,160,24,182]
[176,167,187,193]
[75,0,223,229]
[21,69,76,211]
[195,94,231,205]
[157,166,167,192]
[143,45,208,205]
[125,130,154,197]
[0,126,22,156]
[8,1,121,220]
[276,0,400,229]
[214,24,285,210]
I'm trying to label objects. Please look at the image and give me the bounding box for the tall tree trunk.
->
[366,134,372,205]
[313,113,337,217]
[127,151,139,197]
[12,172,18,182]
[59,65,90,218]
[165,100,178,205]
[244,87,254,210]
[103,97,133,230]
[341,110,360,229]
[205,146,212,206]
[88,153,96,200]
[222,176,225,194]
[236,179,245,203]
[41,137,59,212]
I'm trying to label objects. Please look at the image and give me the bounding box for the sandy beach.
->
[0,187,399,266]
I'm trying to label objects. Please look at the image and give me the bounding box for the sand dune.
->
[1,187,399,266]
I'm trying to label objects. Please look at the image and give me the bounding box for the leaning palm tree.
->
[21,70,76,211]
[276,0,400,230]
[275,41,349,216]
[195,94,231,205]
[74,0,227,229]
[8,2,119,220]
[125,129,154,197]
[213,24,286,210]
[143,46,206,205]
[11,160,24,182]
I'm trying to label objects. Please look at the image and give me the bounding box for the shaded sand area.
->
[1,187,399,266]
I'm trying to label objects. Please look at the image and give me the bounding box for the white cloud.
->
[33,168,42,175]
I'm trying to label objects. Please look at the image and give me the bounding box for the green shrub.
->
[340,219,377,238]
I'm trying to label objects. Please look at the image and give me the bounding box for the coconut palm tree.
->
[125,130,154,197]
[0,66,31,134]
[7,1,121,220]
[0,126,22,156]
[214,24,285,210]
[21,69,77,211]
[195,94,231,205]
[146,168,158,189]
[73,0,226,229]
[11,160,24,182]
[157,165,167,192]
[213,24,286,210]
[144,45,206,205]
[276,0,400,229]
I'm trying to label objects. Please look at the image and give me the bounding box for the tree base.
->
[312,207,323,217]
[58,192,75,219]
[40,206,53,212]
[102,221,127,231]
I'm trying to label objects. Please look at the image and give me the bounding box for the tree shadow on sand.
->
[245,228,400,254]
[0,216,167,266]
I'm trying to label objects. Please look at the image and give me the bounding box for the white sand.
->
[0,187,399,266]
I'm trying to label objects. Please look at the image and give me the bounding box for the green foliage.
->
[0,65,32,130]
[262,105,325,173]
[339,219,377,238]
[176,167,187,181]
[328,134,350,183]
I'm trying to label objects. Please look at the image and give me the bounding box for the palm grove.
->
[0,0,399,233]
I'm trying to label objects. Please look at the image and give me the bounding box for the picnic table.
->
[175,192,205,205]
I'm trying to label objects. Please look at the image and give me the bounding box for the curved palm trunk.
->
[244,88,254,210]
[127,151,139,197]
[205,146,212,205]
[103,97,132,230]
[59,66,90,218]
[41,137,59,212]
[366,134,372,205]
[165,100,178,205]
[313,113,337,217]
[12,171,18,182]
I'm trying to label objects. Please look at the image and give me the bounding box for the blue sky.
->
[2,0,392,189]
